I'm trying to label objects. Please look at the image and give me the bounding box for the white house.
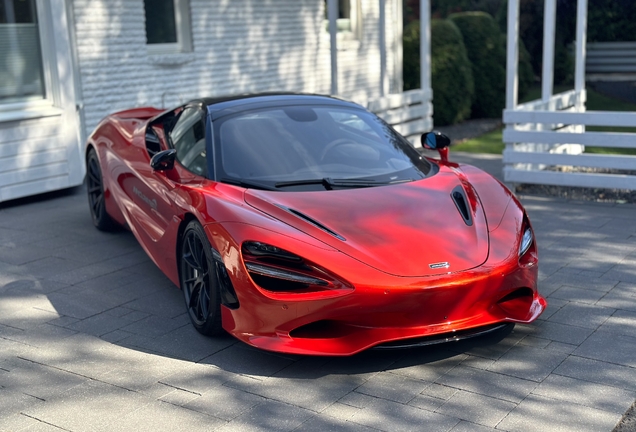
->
[1,0,411,202]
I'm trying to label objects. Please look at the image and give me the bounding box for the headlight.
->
[241,241,351,293]
[519,227,533,257]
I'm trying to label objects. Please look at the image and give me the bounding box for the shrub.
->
[431,19,475,125]
[403,19,474,125]
[450,12,506,118]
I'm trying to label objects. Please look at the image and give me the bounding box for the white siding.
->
[0,0,84,203]
[72,0,400,136]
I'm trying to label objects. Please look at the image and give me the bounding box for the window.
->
[144,0,192,54]
[324,0,362,40]
[0,0,45,104]
[169,107,207,177]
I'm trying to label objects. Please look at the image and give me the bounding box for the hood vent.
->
[277,205,346,241]
[451,186,473,226]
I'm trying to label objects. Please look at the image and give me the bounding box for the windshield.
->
[213,105,434,191]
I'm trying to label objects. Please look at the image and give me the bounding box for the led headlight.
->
[519,227,533,257]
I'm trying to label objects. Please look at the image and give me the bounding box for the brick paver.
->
[1,166,635,431]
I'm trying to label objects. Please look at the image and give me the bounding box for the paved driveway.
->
[1,175,635,431]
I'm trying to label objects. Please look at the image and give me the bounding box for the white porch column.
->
[328,0,338,95]
[379,0,388,96]
[505,0,520,109]
[541,0,557,102]
[419,0,430,92]
[574,0,588,94]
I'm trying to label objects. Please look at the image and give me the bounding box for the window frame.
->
[144,0,192,55]
[167,104,209,178]
[324,0,362,44]
[0,0,63,120]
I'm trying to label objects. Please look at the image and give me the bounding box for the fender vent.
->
[278,205,346,241]
[451,186,473,226]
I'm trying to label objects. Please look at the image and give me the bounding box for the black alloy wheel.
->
[86,149,115,231]
[180,221,223,335]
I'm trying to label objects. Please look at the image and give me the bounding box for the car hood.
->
[244,170,490,277]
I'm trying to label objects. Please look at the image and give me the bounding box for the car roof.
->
[196,93,366,120]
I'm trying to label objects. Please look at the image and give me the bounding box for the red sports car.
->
[85,94,546,356]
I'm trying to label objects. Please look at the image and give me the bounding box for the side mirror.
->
[421,131,451,163]
[421,131,451,150]
[150,149,177,171]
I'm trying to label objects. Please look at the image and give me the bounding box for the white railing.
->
[587,42,636,75]
[503,89,636,190]
[367,88,433,146]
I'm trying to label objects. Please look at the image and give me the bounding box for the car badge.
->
[429,262,450,269]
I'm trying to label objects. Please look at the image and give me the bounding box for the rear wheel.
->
[180,221,223,335]
[86,149,116,231]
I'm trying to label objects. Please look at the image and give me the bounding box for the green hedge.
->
[450,12,506,119]
[404,19,474,125]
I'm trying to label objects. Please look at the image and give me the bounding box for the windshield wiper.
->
[275,178,399,190]
[220,178,277,191]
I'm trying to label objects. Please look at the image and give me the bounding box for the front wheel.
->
[180,221,223,336]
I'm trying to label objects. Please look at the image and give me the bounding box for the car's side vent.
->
[280,206,346,241]
[451,186,473,226]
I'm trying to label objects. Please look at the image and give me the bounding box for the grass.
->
[452,86,636,155]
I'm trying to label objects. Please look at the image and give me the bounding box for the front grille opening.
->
[497,287,534,319]
[290,320,357,339]
[250,273,309,292]
[451,186,473,226]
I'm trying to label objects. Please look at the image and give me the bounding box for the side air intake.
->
[451,186,473,226]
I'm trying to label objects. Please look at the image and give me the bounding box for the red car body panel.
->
[86,98,546,356]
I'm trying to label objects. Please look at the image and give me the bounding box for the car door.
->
[120,105,209,272]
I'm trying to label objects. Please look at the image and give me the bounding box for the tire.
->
[180,221,223,336]
[86,149,116,231]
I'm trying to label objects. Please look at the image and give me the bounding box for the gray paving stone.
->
[225,372,365,412]
[344,392,460,432]
[120,314,188,337]
[100,400,224,432]
[486,345,569,382]
[201,344,295,379]
[450,420,496,432]
[598,309,636,336]
[407,393,447,411]
[355,371,429,404]
[574,330,636,368]
[215,399,315,432]
[297,414,379,432]
[119,324,236,362]
[597,282,636,312]
[388,349,467,382]
[159,362,234,395]
[184,386,265,421]
[554,356,636,391]
[547,303,615,330]
[421,382,459,401]
[497,394,622,432]
[533,374,636,415]
[65,311,141,336]
[22,380,151,431]
[534,320,594,345]
[549,285,606,304]
[0,357,88,400]
[0,388,44,423]
[434,365,538,404]
[436,390,516,428]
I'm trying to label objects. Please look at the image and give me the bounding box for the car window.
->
[169,107,207,177]
[215,105,432,190]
